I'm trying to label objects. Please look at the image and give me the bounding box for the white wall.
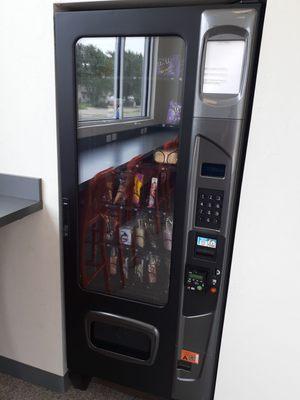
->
[215,1,300,399]
[0,0,65,375]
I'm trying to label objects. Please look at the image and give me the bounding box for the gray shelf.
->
[0,174,42,228]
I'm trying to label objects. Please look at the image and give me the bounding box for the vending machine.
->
[55,1,265,399]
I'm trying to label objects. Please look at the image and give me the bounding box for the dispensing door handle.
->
[85,311,160,366]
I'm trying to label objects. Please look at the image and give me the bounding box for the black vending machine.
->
[55,1,265,399]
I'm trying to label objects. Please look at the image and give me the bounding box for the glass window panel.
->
[76,36,185,305]
[122,37,146,119]
[76,37,117,122]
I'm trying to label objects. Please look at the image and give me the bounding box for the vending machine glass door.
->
[76,36,185,305]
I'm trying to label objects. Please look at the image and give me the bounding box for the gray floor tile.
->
[0,372,155,400]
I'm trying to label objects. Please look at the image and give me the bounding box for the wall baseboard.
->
[0,355,69,392]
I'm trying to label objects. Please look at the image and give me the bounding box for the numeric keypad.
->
[195,189,224,229]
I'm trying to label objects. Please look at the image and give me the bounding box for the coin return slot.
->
[177,360,192,371]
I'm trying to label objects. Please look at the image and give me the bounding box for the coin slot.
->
[177,360,192,371]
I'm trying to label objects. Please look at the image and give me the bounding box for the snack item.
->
[119,225,133,246]
[123,257,130,280]
[163,216,173,251]
[147,177,158,209]
[135,257,144,283]
[160,170,167,185]
[109,246,118,275]
[145,214,158,249]
[114,172,131,205]
[154,148,178,165]
[132,173,144,206]
[157,54,181,79]
[102,213,117,242]
[135,218,145,248]
[166,100,182,125]
[102,178,114,203]
[147,254,158,284]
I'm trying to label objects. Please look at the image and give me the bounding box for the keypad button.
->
[196,189,224,229]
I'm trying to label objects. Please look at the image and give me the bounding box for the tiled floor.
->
[0,372,158,400]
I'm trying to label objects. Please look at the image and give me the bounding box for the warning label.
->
[180,349,200,365]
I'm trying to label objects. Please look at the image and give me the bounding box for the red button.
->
[210,287,217,294]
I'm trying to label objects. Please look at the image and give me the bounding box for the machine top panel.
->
[55,0,242,12]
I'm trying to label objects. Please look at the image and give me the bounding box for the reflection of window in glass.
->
[122,37,146,119]
[76,36,151,125]
[76,37,117,122]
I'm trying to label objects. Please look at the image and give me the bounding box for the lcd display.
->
[197,236,217,249]
[188,273,205,281]
[201,163,226,178]
[203,40,245,94]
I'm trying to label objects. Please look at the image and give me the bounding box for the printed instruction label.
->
[180,349,200,365]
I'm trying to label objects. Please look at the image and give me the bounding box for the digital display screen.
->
[189,273,205,280]
[201,163,226,178]
[196,236,217,249]
[203,40,245,94]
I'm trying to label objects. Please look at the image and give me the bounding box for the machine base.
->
[69,371,91,391]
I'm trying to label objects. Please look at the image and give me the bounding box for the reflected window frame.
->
[76,36,154,128]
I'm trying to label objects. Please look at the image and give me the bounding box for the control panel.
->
[186,270,206,293]
[183,232,225,316]
[195,188,224,230]
[185,266,221,295]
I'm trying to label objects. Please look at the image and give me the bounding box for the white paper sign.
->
[203,40,245,95]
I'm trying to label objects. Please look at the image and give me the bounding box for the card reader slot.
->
[195,247,215,258]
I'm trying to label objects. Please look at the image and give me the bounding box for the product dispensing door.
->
[55,1,264,399]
